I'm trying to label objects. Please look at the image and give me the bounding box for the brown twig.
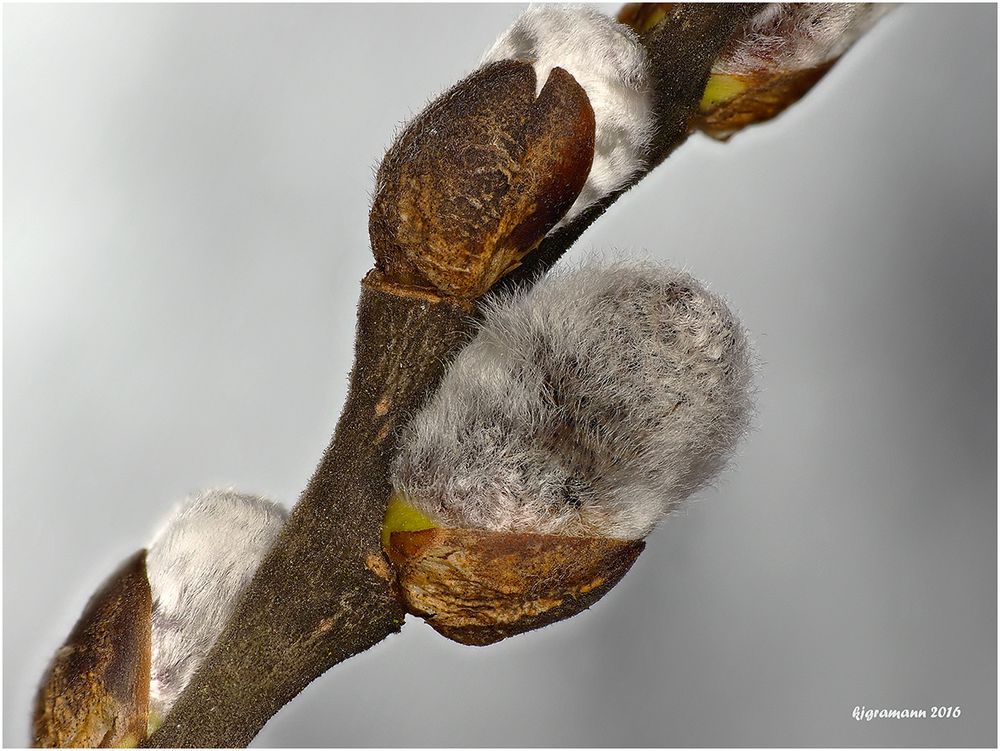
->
[146,286,473,747]
[145,5,753,747]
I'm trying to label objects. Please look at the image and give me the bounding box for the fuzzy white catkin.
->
[145,488,288,719]
[481,5,654,225]
[394,263,754,540]
[716,3,893,75]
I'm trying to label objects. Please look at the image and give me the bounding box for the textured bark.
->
[145,285,474,747]
[388,528,644,646]
[144,6,754,746]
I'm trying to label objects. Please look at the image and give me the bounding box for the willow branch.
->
[502,3,756,290]
[145,6,752,747]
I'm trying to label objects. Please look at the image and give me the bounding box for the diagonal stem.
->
[144,6,752,746]
[146,286,474,747]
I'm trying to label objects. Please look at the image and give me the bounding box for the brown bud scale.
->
[370,60,594,300]
[695,64,834,141]
[33,551,152,748]
[616,3,676,35]
[388,528,643,646]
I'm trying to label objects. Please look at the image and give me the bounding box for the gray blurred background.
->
[4,3,996,747]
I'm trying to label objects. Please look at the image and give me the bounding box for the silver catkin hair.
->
[714,3,893,75]
[393,263,755,540]
[145,488,287,719]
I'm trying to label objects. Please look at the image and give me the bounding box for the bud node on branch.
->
[29,4,892,746]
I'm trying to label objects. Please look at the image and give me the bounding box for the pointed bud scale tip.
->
[369,59,595,300]
[481,6,654,226]
[388,262,754,644]
[33,551,152,748]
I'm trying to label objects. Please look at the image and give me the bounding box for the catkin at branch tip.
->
[394,262,755,540]
[145,488,288,719]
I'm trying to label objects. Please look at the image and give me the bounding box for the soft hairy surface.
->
[715,3,893,74]
[395,263,755,540]
[145,488,288,719]
[481,5,653,225]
